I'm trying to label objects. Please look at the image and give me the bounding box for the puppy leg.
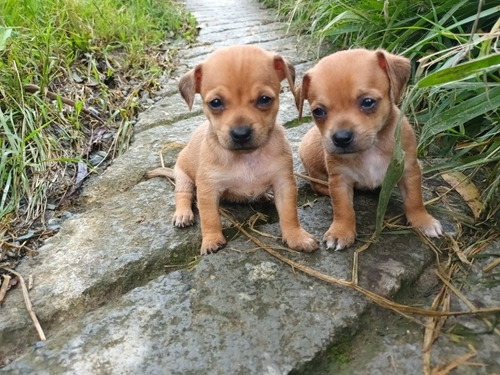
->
[273,176,318,252]
[324,174,356,250]
[299,126,330,196]
[399,162,442,238]
[172,168,195,227]
[306,169,330,197]
[196,182,227,255]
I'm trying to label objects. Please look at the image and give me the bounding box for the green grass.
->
[262,0,500,219]
[0,0,197,230]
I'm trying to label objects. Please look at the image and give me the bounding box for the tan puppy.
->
[297,48,442,250]
[150,45,318,255]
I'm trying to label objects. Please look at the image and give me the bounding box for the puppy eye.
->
[312,107,327,119]
[208,98,224,110]
[360,98,377,111]
[257,95,273,108]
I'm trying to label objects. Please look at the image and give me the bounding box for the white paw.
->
[323,226,356,251]
[417,218,443,238]
[172,211,195,227]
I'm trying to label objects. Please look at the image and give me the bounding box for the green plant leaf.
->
[419,86,500,146]
[0,27,12,51]
[376,116,405,236]
[417,54,500,88]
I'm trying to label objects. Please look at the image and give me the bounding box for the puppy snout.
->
[332,130,354,148]
[230,126,252,145]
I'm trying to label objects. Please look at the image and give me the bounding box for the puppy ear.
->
[376,50,411,103]
[178,65,202,110]
[273,55,296,94]
[296,73,310,121]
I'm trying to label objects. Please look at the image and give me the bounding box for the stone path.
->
[1,0,498,374]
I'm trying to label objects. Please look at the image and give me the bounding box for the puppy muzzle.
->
[229,125,256,150]
[333,130,354,147]
[330,130,356,154]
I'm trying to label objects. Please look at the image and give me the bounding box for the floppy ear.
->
[178,65,202,110]
[296,73,310,121]
[273,55,296,95]
[376,50,411,103]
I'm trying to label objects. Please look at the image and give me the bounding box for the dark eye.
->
[257,95,273,107]
[208,98,224,110]
[312,107,327,119]
[360,98,377,111]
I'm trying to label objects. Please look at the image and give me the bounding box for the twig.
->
[431,345,478,375]
[24,84,105,123]
[0,240,36,254]
[483,257,500,273]
[1,267,46,341]
[352,237,375,285]
[294,172,328,186]
[423,271,452,375]
[0,274,12,303]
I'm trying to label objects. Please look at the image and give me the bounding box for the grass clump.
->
[262,0,500,217]
[0,0,197,235]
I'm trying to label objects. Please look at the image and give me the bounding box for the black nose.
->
[230,126,252,144]
[332,130,354,148]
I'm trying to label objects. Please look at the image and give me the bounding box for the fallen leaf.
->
[441,171,482,219]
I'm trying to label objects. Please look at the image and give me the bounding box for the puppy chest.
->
[343,150,390,190]
[214,157,277,197]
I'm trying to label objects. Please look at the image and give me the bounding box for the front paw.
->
[323,222,356,251]
[283,228,318,253]
[200,233,227,255]
[172,209,195,227]
[408,213,443,238]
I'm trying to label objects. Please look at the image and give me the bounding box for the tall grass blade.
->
[419,86,500,147]
[418,54,500,87]
[376,115,405,236]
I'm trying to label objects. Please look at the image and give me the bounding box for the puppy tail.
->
[145,167,175,180]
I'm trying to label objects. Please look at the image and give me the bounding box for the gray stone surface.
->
[301,240,500,375]
[2,0,497,374]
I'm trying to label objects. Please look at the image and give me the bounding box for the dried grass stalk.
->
[431,345,478,375]
[483,257,500,273]
[435,270,500,337]
[423,282,451,375]
[0,274,12,303]
[1,267,46,341]
[294,172,329,186]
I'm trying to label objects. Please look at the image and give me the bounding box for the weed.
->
[0,0,197,234]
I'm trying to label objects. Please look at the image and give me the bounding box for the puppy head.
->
[178,45,295,151]
[296,48,410,155]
